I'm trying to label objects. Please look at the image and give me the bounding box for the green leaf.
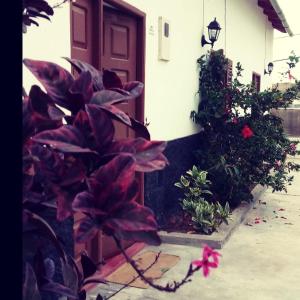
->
[160,267,170,273]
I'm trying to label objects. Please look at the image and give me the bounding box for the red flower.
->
[192,245,221,277]
[288,70,295,81]
[241,125,254,139]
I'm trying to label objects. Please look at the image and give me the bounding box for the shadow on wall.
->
[144,133,201,226]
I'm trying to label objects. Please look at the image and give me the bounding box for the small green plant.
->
[192,200,230,234]
[175,165,212,200]
[175,166,230,234]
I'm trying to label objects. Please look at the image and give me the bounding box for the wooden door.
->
[71,0,142,265]
[99,6,139,260]
[102,7,137,139]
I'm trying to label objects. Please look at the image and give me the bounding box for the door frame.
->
[70,0,146,264]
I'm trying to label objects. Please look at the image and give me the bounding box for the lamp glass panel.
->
[268,63,273,73]
[209,28,218,42]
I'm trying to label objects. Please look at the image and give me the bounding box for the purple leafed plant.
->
[23,0,54,33]
[23,58,220,299]
[23,58,168,298]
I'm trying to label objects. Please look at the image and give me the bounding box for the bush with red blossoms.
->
[191,50,300,207]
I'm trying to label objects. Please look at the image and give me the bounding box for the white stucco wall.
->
[225,0,274,90]
[273,35,300,83]
[22,1,71,94]
[22,0,275,141]
[125,0,274,140]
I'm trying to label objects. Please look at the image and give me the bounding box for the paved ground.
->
[89,157,300,300]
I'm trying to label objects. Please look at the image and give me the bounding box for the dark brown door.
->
[102,7,137,139]
[71,1,141,265]
[99,6,139,260]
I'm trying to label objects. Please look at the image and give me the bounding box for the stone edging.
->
[158,184,267,249]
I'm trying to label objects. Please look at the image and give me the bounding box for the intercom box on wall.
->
[158,17,170,61]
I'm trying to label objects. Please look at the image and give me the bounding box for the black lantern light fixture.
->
[264,62,274,75]
[201,17,221,48]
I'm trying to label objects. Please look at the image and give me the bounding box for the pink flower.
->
[232,117,239,124]
[288,70,295,81]
[241,125,254,139]
[290,143,297,154]
[192,245,221,277]
[274,160,282,169]
[224,106,231,115]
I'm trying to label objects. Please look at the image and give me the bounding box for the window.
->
[225,58,233,87]
[252,72,261,92]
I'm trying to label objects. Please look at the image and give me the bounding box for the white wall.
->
[124,0,203,140]
[23,1,71,94]
[125,0,274,140]
[273,35,300,83]
[225,0,274,90]
[23,0,275,141]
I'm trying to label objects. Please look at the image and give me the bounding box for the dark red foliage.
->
[110,138,169,172]
[23,0,54,32]
[73,155,161,245]
[63,57,104,91]
[103,69,123,89]
[23,58,167,299]
[23,85,64,141]
[23,59,75,110]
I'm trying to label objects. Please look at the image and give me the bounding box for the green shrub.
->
[191,50,300,207]
[175,166,230,234]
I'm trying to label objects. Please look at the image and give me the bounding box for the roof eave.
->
[269,0,293,36]
[258,0,293,37]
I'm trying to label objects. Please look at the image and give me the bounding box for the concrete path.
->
[90,158,300,300]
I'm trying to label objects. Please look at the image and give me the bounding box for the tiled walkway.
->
[90,157,300,300]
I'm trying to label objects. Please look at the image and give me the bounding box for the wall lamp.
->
[264,62,274,75]
[201,18,221,48]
